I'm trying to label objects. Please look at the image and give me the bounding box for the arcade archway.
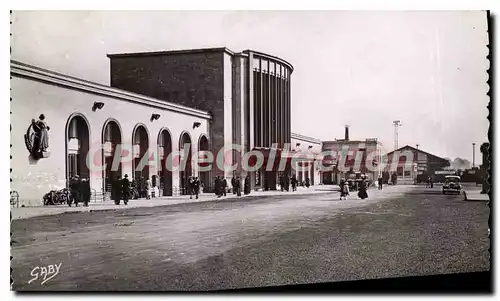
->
[66,114,90,185]
[158,128,173,196]
[132,124,150,183]
[102,119,122,193]
[179,131,193,195]
[198,135,210,192]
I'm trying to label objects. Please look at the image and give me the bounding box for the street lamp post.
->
[472,143,476,168]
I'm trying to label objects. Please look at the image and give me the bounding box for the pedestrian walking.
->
[244,176,251,195]
[358,179,368,199]
[231,176,237,194]
[340,181,350,200]
[235,176,242,196]
[113,175,122,205]
[122,174,130,205]
[193,177,200,199]
[146,177,152,200]
[215,176,222,198]
[81,178,91,207]
[69,175,81,207]
[378,175,383,190]
[222,177,227,196]
[305,178,310,188]
[285,176,290,192]
[187,176,194,199]
[280,175,285,192]
[291,175,297,192]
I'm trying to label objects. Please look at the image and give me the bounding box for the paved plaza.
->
[11,184,489,291]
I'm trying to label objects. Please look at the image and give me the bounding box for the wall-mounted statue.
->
[24,114,51,159]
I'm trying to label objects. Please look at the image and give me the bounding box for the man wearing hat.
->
[122,174,130,205]
[69,175,81,207]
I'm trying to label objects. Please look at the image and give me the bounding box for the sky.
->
[11,10,489,164]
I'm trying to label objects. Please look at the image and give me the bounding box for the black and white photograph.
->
[9,9,491,292]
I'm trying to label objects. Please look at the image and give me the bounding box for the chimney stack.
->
[345,125,349,141]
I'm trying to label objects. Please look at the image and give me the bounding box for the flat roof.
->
[291,132,321,144]
[107,47,294,73]
[11,60,212,120]
[107,47,235,58]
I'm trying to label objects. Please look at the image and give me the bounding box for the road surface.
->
[11,185,490,291]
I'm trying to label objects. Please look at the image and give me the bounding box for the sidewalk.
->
[11,185,335,220]
[463,190,490,202]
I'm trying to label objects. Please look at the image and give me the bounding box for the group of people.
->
[68,175,91,207]
[339,177,369,200]
[185,176,201,199]
[278,174,300,192]
[111,174,132,205]
[212,176,251,198]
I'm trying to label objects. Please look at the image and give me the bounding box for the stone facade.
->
[11,60,210,205]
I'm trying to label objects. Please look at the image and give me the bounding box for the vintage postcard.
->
[10,10,490,292]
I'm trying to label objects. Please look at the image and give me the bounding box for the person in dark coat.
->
[122,174,131,205]
[81,178,91,207]
[231,176,237,194]
[305,178,310,188]
[222,178,227,196]
[244,176,251,195]
[279,175,285,192]
[378,175,383,190]
[214,176,222,198]
[193,177,200,199]
[291,175,297,192]
[69,175,81,207]
[285,176,290,192]
[358,179,368,199]
[187,176,194,199]
[235,176,242,196]
[113,175,122,205]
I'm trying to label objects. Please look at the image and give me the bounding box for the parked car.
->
[442,175,462,195]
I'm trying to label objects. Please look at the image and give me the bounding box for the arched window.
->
[158,128,173,196]
[179,131,193,195]
[102,119,123,193]
[66,114,91,185]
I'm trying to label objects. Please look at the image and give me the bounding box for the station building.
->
[11,60,211,205]
[107,47,294,191]
[11,47,298,204]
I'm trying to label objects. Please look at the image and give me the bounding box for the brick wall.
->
[109,51,228,179]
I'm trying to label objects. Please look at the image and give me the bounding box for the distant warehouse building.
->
[383,145,451,184]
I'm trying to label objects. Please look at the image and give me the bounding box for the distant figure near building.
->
[222,178,228,197]
[378,175,383,190]
[358,179,368,200]
[122,174,130,205]
[340,181,350,200]
[146,177,152,200]
[81,178,91,207]
[235,176,242,196]
[291,175,297,192]
[193,177,200,199]
[244,176,251,195]
[214,176,222,198]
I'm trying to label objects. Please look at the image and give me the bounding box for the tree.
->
[451,157,471,170]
